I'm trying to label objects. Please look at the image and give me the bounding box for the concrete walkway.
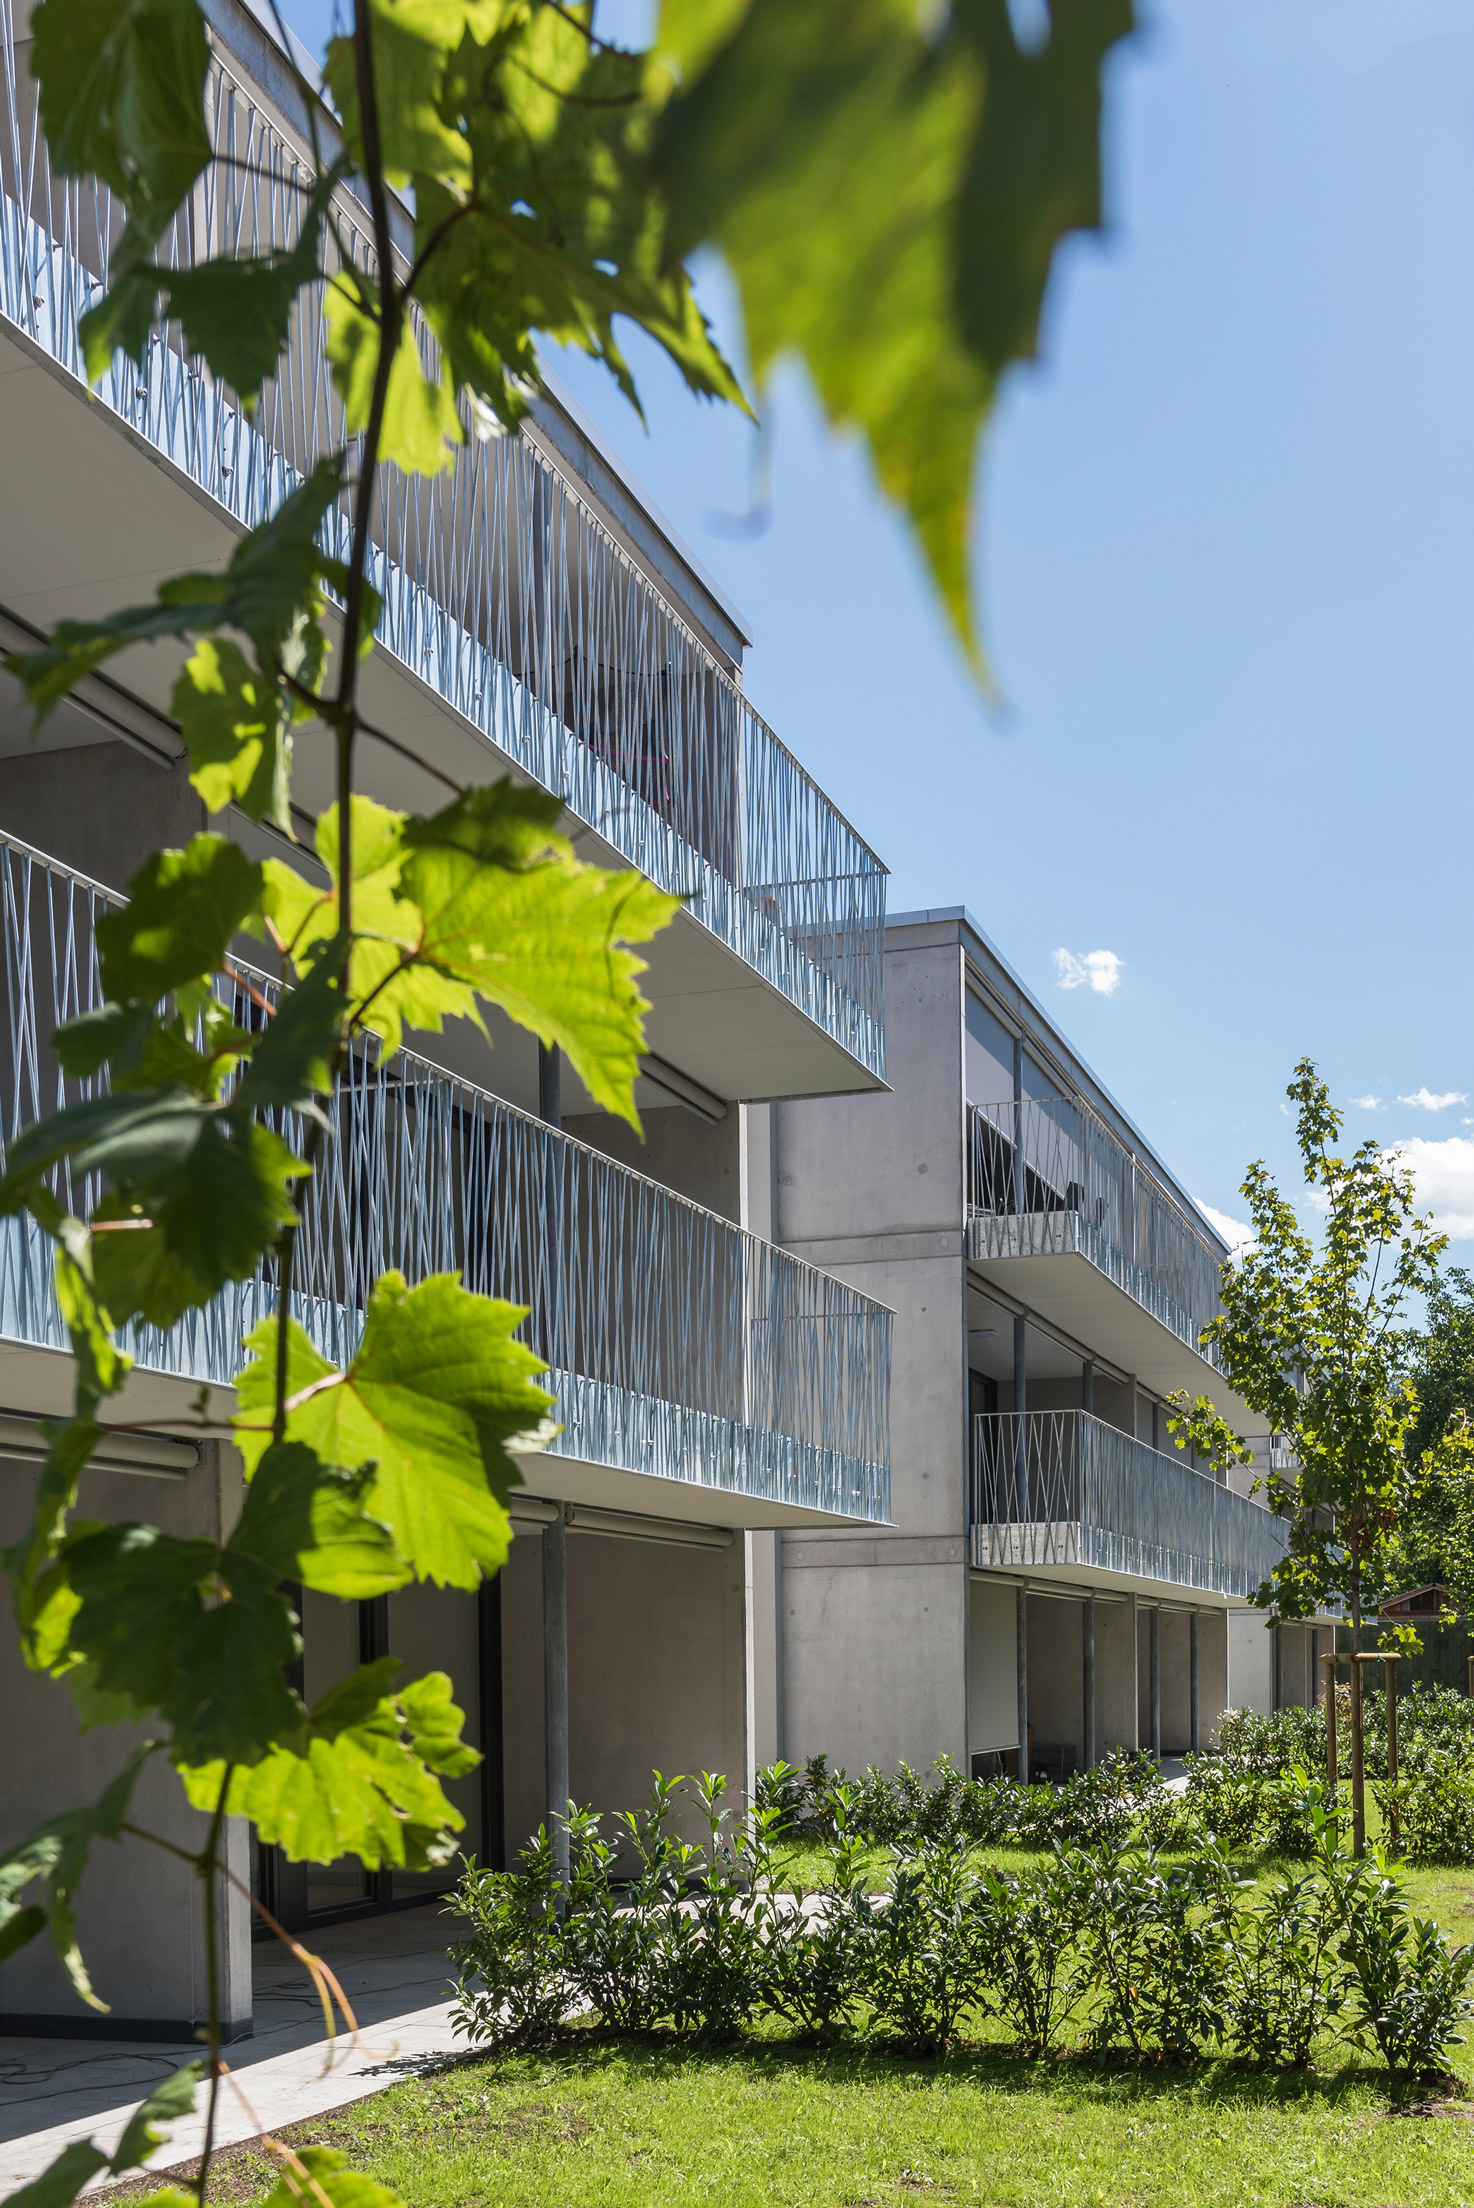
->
[0,1911,468,2192]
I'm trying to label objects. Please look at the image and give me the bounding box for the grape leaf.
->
[653,0,1135,675]
[171,639,294,833]
[180,1660,472,1867]
[256,2147,401,2208]
[234,1275,554,1589]
[0,1741,158,2008]
[32,0,210,234]
[95,834,264,1002]
[230,1443,410,1600]
[2,2066,200,2208]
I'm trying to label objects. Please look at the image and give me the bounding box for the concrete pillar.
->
[1012,1313,1028,1515]
[1081,1359,1094,1415]
[1016,1584,1029,1785]
[543,1512,569,1878]
[1273,1617,1283,1712]
[1083,1597,1096,1769]
[1190,1611,1200,1752]
[538,1041,561,1128]
[1149,1606,1161,1759]
[1151,1400,1162,1453]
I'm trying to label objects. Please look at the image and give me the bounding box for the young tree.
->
[1379,1270,1474,1602]
[0,1,1136,2202]
[1169,1061,1456,1853]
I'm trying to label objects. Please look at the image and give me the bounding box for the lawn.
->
[169,1843,1474,2208]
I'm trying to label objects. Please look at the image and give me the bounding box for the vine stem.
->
[196,1764,235,2207]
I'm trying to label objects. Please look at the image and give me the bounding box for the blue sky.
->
[286,0,1474,1246]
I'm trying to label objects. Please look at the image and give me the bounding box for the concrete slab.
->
[0,1910,468,2192]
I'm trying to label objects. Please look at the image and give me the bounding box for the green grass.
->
[160,1841,1474,2208]
[190,2037,1474,2208]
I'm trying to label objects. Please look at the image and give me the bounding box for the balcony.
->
[966,1097,1248,1419]
[970,1410,1287,1602]
[0,15,885,1100]
[0,832,892,1528]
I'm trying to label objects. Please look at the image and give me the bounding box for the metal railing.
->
[970,1410,1286,1600]
[966,1097,1224,1361]
[0,832,892,1522]
[0,8,886,1079]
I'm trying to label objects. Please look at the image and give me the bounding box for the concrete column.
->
[1012,1312,1028,1517]
[538,1041,561,1128]
[1273,1617,1283,1712]
[1083,1597,1096,1769]
[1016,1584,1029,1785]
[1149,1606,1161,1759]
[1151,1400,1162,1453]
[1190,1611,1200,1752]
[543,1511,569,1878]
[1081,1359,1094,1415]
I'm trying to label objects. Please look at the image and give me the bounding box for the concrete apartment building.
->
[0,0,1316,2057]
[769,909,1307,1785]
[0,0,891,2038]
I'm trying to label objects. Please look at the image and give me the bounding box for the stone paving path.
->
[0,1911,466,2192]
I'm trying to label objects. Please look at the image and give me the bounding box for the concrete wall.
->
[772,932,970,1776]
[1228,1609,1274,1716]
[0,734,204,889]
[1025,1592,1085,1765]
[0,1443,252,2036]
[499,1520,749,1856]
[563,1099,742,1220]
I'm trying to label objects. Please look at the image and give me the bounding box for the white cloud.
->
[1396,1087,1467,1112]
[1389,1136,1474,1239]
[1053,947,1123,997]
[1196,1200,1255,1256]
[1351,1095,1383,1111]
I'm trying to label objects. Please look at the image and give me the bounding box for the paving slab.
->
[0,1911,469,2193]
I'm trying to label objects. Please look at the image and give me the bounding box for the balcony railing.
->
[970,1410,1286,1600]
[966,1097,1224,1363]
[0,17,885,1079]
[0,832,892,1522]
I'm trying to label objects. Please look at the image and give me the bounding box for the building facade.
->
[767,909,1315,1785]
[0,0,892,2039]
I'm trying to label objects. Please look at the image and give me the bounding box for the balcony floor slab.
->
[966,1240,1253,1424]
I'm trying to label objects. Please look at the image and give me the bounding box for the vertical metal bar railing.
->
[965,1097,1226,1362]
[0,9,886,1078]
[969,1409,1286,1598]
[0,830,893,1521]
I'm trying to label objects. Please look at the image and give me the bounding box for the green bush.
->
[447,1768,1474,2077]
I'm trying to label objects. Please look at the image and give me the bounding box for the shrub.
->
[1330,1850,1474,2075]
[447,1835,571,2045]
[765,1786,876,2043]
[1376,1754,1474,1863]
[1062,1843,1233,2059]
[865,1838,984,2050]
[657,1771,776,2040]
[971,1852,1088,2056]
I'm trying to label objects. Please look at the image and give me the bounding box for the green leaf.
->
[5,593,222,725]
[171,638,294,833]
[2,2142,110,2208]
[235,1274,553,1589]
[156,169,339,395]
[258,2145,402,2208]
[53,1001,155,1083]
[96,834,264,1002]
[0,2066,199,2208]
[161,1552,303,1765]
[60,1523,216,1713]
[323,274,464,478]
[233,952,343,1120]
[2,1418,104,1660]
[653,0,1135,676]
[180,1663,471,1869]
[32,0,210,231]
[0,1087,307,1323]
[108,2064,201,2175]
[218,456,347,666]
[231,1443,410,1599]
[54,1232,131,1403]
[398,782,680,1122]
[0,1741,158,2008]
